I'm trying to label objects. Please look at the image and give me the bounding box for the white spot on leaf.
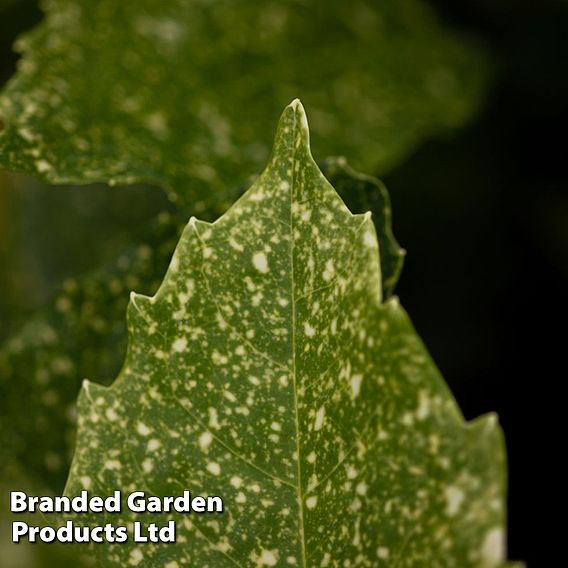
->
[314,406,325,431]
[253,252,269,273]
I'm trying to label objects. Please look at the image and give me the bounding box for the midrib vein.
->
[289,114,307,568]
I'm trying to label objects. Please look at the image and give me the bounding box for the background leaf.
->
[64,102,512,566]
[0,0,489,215]
[321,158,405,299]
[0,172,169,345]
[0,212,182,490]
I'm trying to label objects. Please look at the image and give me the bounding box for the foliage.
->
[0,1,520,566]
[64,102,514,567]
[0,160,403,493]
[0,0,488,215]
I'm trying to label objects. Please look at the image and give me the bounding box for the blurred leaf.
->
[0,211,182,490]
[321,157,405,298]
[0,0,489,215]
[62,102,512,567]
[0,0,42,86]
[0,172,169,343]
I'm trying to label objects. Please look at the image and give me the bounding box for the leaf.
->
[0,473,93,568]
[0,171,170,344]
[0,159,402,493]
[321,158,405,299]
[0,212,182,490]
[0,0,489,215]
[64,101,512,567]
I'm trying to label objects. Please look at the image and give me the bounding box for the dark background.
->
[386,1,567,565]
[2,1,567,565]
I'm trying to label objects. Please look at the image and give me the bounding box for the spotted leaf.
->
[64,102,514,567]
[0,158,401,496]
[0,0,489,216]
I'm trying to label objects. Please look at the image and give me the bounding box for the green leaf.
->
[321,158,405,299]
[0,0,489,215]
[64,101,512,566]
[0,473,93,568]
[0,158,402,493]
[0,212,182,490]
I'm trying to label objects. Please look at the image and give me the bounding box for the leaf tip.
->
[468,411,502,435]
[288,97,303,110]
[129,291,155,321]
[288,97,309,134]
[80,378,96,405]
[274,98,311,152]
